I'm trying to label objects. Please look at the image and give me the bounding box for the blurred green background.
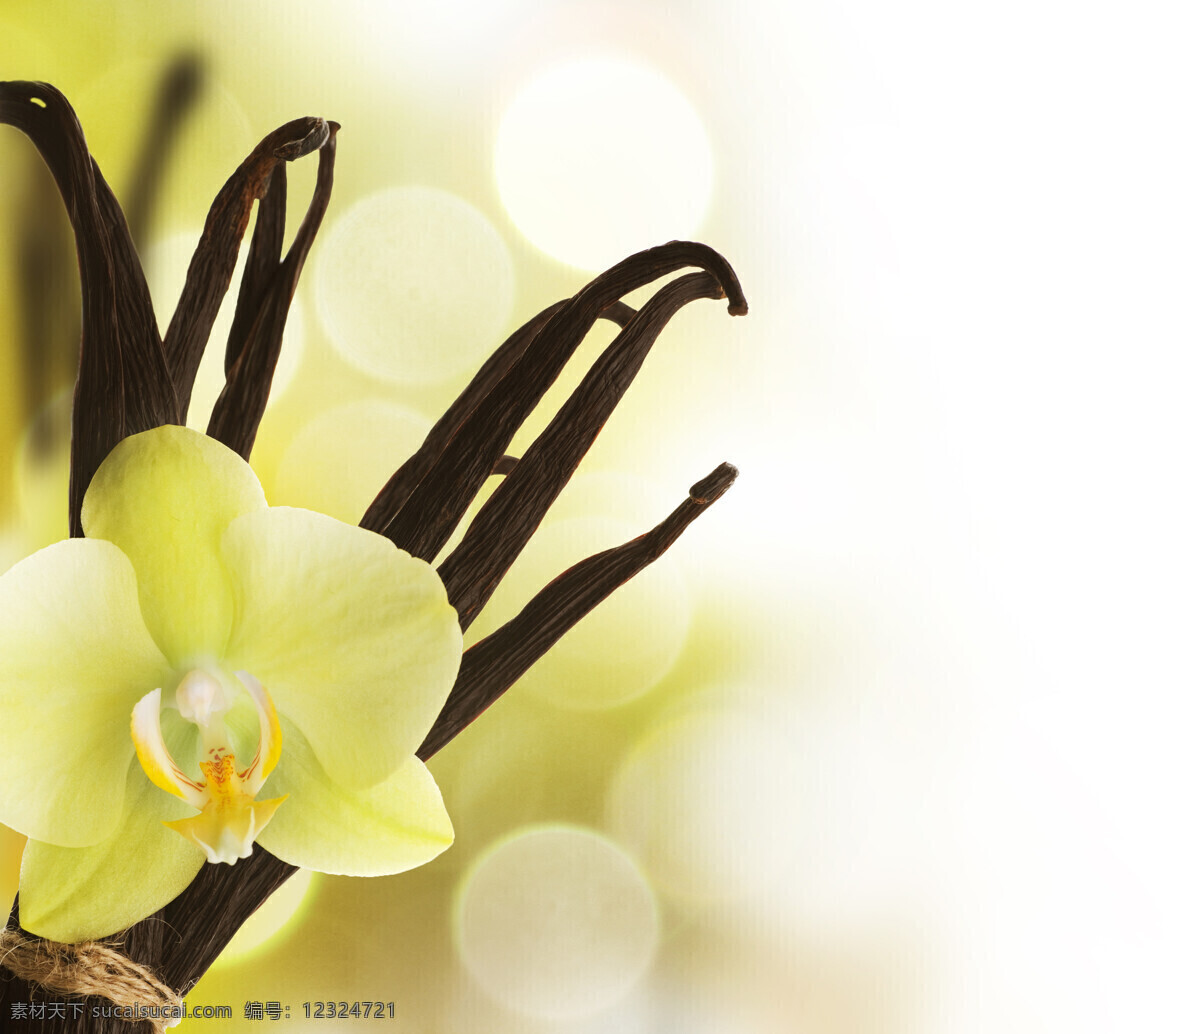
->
[5,2,1199,1032]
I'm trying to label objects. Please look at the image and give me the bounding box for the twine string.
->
[0,930,182,1032]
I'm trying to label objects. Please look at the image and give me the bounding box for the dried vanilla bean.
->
[421,462,738,756]
[12,54,203,455]
[207,126,338,457]
[361,299,635,532]
[378,241,745,561]
[163,115,330,416]
[441,270,731,629]
[0,82,180,537]
[223,165,288,375]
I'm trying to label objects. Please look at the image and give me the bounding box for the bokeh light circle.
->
[455,826,659,1020]
[315,186,515,384]
[607,708,804,899]
[495,57,714,270]
[144,231,306,431]
[273,400,430,523]
[468,516,690,709]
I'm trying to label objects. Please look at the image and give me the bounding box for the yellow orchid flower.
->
[0,425,461,943]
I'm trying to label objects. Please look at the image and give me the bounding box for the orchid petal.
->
[18,760,205,943]
[222,506,461,788]
[0,539,171,847]
[256,717,452,875]
[82,425,267,665]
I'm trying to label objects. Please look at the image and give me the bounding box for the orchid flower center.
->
[131,668,287,864]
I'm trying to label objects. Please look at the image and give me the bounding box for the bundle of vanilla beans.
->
[0,59,744,1033]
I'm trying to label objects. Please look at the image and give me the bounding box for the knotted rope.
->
[0,930,182,1031]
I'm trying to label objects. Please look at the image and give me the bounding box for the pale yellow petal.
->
[82,425,267,665]
[256,717,453,875]
[18,762,205,942]
[0,539,172,847]
[222,507,461,788]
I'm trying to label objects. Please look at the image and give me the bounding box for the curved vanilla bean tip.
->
[379,242,746,561]
[12,55,204,437]
[1,81,179,537]
[418,460,738,758]
[492,455,520,476]
[208,126,339,457]
[0,81,56,120]
[165,115,336,416]
[273,117,330,160]
[441,270,728,629]
[589,240,747,318]
[690,462,738,503]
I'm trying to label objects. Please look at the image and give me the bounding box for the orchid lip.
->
[131,668,286,863]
